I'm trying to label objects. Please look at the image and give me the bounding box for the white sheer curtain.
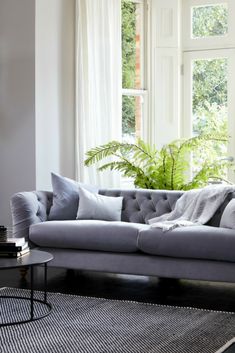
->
[75,0,122,187]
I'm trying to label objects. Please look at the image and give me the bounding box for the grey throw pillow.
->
[76,187,123,221]
[48,173,98,220]
[220,199,235,229]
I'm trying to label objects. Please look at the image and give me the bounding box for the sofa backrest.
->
[30,189,184,224]
[99,188,235,226]
[99,189,183,224]
[207,191,235,227]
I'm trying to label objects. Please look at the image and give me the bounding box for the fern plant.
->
[84,133,234,190]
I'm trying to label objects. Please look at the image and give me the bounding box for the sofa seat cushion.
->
[138,226,235,262]
[30,220,149,253]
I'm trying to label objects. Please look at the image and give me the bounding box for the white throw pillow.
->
[76,187,123,221]
[220,199,235,229]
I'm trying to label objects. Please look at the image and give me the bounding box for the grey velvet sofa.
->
[11,188,235,283]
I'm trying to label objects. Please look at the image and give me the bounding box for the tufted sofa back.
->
[99,189,183,224]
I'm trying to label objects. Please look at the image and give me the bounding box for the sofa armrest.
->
[10,191,53,240]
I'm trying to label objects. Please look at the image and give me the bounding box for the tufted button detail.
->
[36,206,40,216]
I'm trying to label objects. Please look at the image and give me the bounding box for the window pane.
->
[192,4,228,38]
[122,95,142,141]
[122,0,142,89]
[192,57,228,176]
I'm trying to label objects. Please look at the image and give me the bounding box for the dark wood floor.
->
[1,266,235,312]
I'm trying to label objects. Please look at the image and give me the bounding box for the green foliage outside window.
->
[192,4,228,38]
[193,59,227,114]
[191,6,229,177]
[122,0,137,136]
[192,57,228,177]
[122,96,136,136]
[122,0,136,89]
[189,6,228,137]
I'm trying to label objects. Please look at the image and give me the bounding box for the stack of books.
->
[0,237,30,258]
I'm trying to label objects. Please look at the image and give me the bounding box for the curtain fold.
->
[75,0,122,187]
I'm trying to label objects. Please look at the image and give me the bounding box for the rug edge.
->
[1,286,235,316]
[215,337,235,353]
[0,286,8,292]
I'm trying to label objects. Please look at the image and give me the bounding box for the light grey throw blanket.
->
[148,185,235,231]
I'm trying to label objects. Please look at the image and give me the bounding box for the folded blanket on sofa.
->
[148,185,235,231]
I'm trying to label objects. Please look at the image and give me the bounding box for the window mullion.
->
[122,89,147,96]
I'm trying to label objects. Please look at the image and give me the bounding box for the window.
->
[121,0,147,142]
[182,0,235,50]
[192,3,228,38]
[182,0,235,181]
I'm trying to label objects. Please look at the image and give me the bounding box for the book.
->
[0,247,30,258]
[0,237,26,247]
[0,225,7,242]
[0,242,28,252]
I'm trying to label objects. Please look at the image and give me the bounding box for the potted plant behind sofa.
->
[84,133,234,190]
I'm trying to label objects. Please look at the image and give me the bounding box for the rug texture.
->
[1,287,235,353]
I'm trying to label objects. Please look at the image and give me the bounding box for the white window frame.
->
[183,49,235,137]
[182,0,235,182]
[147,0,181,149]
[182,0,235,51]
[121,0,148,141]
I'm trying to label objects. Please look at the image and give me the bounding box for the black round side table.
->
[0,250,53,326]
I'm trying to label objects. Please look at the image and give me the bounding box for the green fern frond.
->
[84,134,234,190]
[178,133,228,152]
[85,141,122,166]
[182,159,232,190]
[98,160,145,177]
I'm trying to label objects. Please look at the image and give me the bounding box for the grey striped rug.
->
[1,287,235,353]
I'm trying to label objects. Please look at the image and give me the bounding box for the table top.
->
[0,250,53,269]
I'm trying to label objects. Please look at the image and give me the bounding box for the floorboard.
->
[1,267,235,312]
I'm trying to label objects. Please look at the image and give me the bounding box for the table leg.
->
[19,266,28,280]
[30,265,34,320]
[44,263,47,303]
